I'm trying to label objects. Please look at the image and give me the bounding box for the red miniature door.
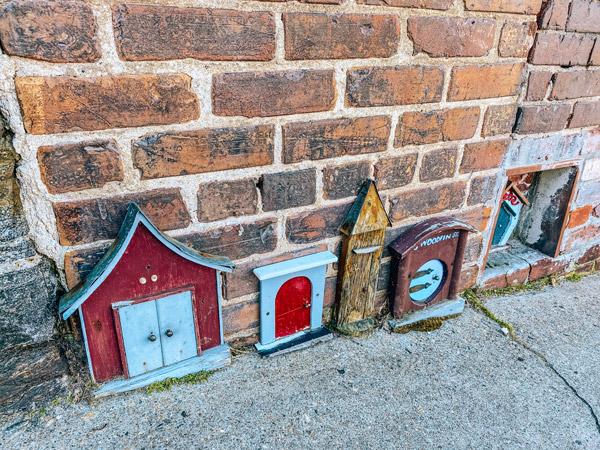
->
[275,277,311,339]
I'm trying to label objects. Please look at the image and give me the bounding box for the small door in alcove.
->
[275,276,311,339]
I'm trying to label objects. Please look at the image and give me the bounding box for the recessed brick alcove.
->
[483,165,579,289]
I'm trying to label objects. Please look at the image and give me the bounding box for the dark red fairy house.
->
[59,203,234,396]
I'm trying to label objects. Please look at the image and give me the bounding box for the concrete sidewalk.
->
[2,275,600,449]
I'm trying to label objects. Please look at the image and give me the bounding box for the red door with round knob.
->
[275,276,312,339]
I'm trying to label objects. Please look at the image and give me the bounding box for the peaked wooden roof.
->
[59,203,234,320]
[340,179,391,236]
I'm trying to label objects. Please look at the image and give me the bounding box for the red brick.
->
[538,0,571,30]
[569,102,600,128]
[460,139,509,173]
[113,4,275,61]
[323,161,372,200]
[224,244,328,300]
[464,235,484,264]
[498,21,537,58]
[448,63,524,101]
[53,188,190,246]
[389,181,466,221]
[458,264,480,292]
[577,243,600,264]
[482,105,518,137]
[38,140,123,194]
[456,206,493,232]
[213,70,335,118]
[132,125,274,180]
[465,0,543,14]
[563,224,600,251]
[259,0,342,3]
[468,174,499,206]
[357,0,453,8]
[64,245,110,289]
[551,70,600,100]
[346,66,444,107]
[0,1,100,63]
[222,300,259,335]
[197,179,258,223]
[283,116,390,163]
[286,202,352,244]
[590,44,600,66]
[567,205,593,228]
[15,75,198,135]
[395,107,479,146]
[529,33,595,66]
[261,169,317,212]
[375,153,418,190]
[407,16,496,58]
[525,71,553,101]
[566,0,600,33]
[529,258,568,280]
[179,218,278,261]
[516,104,571,134]
[420,147,458,183]
[284,13,400,60]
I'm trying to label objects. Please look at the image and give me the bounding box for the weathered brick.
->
[582,157,600,181]
[529,33,595,66]
[458,264,480,292]
[323,161,371,200]
[222,300,259,335]
[357,0,452,8]
[448,63,524,101]
[551,70,600,100]
[261,169,317,212]
[468,174,499,206]
[180,218,277,261]
[568,205,593,228]
[395,107,479,146]
[284,13,400,60]
[389,181,466,221]
[113,4,275,61]
[465,0,543,14]
[538,0,571,30]
[590,44,600,66]
[515,104,571,134]
[283,116,390,163]
[132,125,274,180]
[566,0,600,33]
[197,179,258,223]
[64,245,109,289]
[563,224,600,251]
[407,16,495,58]
[374,153,418,190]
[569,101,600,128]
[456,206,493,231]
[583,129,600,155]
[420,147,458,183]
[213,70,335,118]
[346,66,444,107]
[0,1,100,63]
[286,202,352,244]
[525,71,553,101]
[15,75,199,135]
[498,21,537,57]
[38,140,123,194]
[529,258,568,280]
[464,235,483,263]
[577,243,600,264]
[507,133,584,167]
[224,244,328,300]
[460,139,509,173]
[259,0,342,3]
[482,105,518,137]
[53,189,190,246]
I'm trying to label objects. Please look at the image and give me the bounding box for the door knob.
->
[165,329,174,337]
[148,332,157,342]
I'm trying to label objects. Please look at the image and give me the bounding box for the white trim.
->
[216,271,225,345]
[78,307,95,384]
[253,251,337,281]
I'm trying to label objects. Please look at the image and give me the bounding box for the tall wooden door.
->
[275,277,311,339]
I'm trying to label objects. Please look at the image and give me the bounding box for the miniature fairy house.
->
[388,217,476,332]
[59,203,234,396]
[335,179,391,335]
[491,182,530,247]
[254,251,337,357]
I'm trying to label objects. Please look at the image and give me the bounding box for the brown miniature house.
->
[59,203,234,396]
[335,179,391,334]
[388,216,476,331]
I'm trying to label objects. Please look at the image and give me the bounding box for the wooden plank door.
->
[118,300,164,377]
[275,276,311,339]
[156,291,198,367]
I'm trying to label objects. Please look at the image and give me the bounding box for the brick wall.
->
[0,0,599,361]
